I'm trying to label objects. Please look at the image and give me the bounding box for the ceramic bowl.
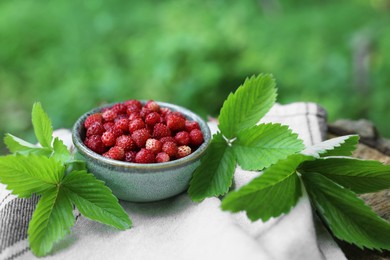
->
[72,101,211,202]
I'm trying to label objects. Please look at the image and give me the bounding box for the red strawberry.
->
[135,148,155,163]
[86,122,105,137]
[85,135,106,154]
[145,112,161,126]
[129,118,145,133]
[111,103,127,115]
[103,122,115,131]
[124,151,137,162]
[166,114,185,131]
[114,117,129,132]
[106,146,125,160]
[162,141,178,157]
[175,131,190,146]
[177,145,191,158]
[116,135,136,151]
[156,152,170,163]
[189,129,204,146]
[145,100,160,112]
[185,120,200,132]
[84,113,103,129]
[153,123,171,138]
[131,128,151,148]
[145,138,162,154]
[102,109,117,122]
[101,131,116,147]
[159,136,176,144]
[124,99,142,109]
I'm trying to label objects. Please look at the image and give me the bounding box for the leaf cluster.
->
[189,74,390,251]
[0,103,131,256]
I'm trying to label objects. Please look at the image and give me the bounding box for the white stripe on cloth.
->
[0,102,346,260]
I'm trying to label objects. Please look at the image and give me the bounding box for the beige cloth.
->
[0,102,346,260]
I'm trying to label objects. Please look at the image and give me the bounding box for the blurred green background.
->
[1,0,389,153]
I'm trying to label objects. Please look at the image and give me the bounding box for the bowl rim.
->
[72,100,212,171]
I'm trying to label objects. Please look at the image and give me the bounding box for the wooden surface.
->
[327,120,390,260]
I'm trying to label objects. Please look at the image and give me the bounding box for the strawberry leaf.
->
[32,102,53,148]
[52,137,72,164]
[221,154,312,221]
[188,133,236,202]
[62,170,132,230]
[300,157,390,194]
[232,123,304,170]
[4,133,52,156]
[302,135,359,157]
[0,155,64,197]
[218,74,277,139]
[302,172,390,250]
[28,187,75,257]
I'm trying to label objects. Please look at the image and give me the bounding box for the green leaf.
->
[62,170,132,230]
[300,157,390,194]
[302,172,390,250]
[32,102,53,148]
[302,135,359,157]
[52,137,72,163]
[232,123,304,170]
[221,154,312,221]
[218,74,277,139]
[4,133,52,156]
[28,187,75,256]
[188,133,236,202]
[0,155,64,197]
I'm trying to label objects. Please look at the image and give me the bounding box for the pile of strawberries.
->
[83,100,204,163]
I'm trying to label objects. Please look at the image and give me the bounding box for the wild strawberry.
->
[145,138,162,154]
[177,145,191,158]
[102,109,117,122]
[86,122,105,137]
[128,112,141,121]
[185,120,200,132]
[124,151,137,162]
[153,123,171,138]
[85,135,106,154]
[166,114,185,131]
[159,136,176,144]
[126,104,141,115]
[140,107,152,119]
[114,117,129,132]
[145,100,160,112]
[175,131,190,146]
[111,103,127,115]
[135,148,155,163]
[84,113,103,129]
[160,107,171,117]
[106,146,125,160]
[156,152,170,163]
[145,112,161,126]
[190,129,204,146]
[103,122,115,131]
[110,127,124,138]
[116,135,136,151]
[162,141,178,157]
[101,131,116,147]
[131,128,151,148]
[129,118,145,133]
[124,99,142,109]
[170,111,186,119]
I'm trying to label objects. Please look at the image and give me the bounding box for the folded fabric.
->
[0,102,346,260]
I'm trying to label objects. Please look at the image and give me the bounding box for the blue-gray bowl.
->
[72,101,211,202]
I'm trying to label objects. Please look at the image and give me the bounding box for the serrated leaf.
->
[221,154,312,221]
[232,123,304,170]
[62,170,131,230]
[302,135,359,157]
[302,172,390,250]
[188,133,236,202]
[218,74,277,139]
[0,155,64,197]
[52,137,72,163]
[32,102,53,148]
[300,157,390,194]
[28,187,75,256]
[4,133,52,156]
